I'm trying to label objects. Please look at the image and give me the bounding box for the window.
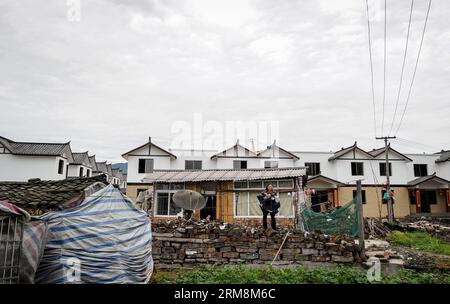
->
[264,161,279,169]
[352,190,366,204]
[379,163,392,176]
[414,164,428,177]
[233,160,247,169]
[235,191,294,217]
[233,180,294,190]
[58,160,64,174]
[185,160,202,170]
[351,162,364,176]
[155,183,184,190]
[305,162,321,176]
[86,169,91,177]
[138,159,154,173]
[155,192,182,216]
[79,167,84,177]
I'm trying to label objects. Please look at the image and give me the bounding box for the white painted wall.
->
[67,164,92,178]
[124,144,450,187]
[0,154,68,181]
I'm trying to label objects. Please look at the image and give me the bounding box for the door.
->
[311,191,328,212]
[420,191,435,213]
[200,195,216,220]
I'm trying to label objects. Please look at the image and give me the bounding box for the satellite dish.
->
[172,190,206,211]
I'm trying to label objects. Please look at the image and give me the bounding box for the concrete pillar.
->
[333,189,338,207]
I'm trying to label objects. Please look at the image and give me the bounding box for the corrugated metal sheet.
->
[143,167,306,183]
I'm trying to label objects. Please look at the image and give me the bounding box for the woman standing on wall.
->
[257,184,280,231]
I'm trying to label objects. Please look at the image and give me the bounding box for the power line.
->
[381,0,387,136]
[388,0,414,136]
[365,0,377,138]
[395,0,432,136]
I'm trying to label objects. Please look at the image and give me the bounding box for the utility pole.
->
[375,136,396,223]
[356,180,365,257]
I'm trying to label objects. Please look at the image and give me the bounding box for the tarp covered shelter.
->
[35,184,153,284]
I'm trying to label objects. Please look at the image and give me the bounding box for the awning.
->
[407,173,449,189]
[143,167,306,183]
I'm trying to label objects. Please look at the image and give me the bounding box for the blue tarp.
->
[35,185,153,284]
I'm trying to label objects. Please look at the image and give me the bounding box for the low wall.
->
[152,220,364,269]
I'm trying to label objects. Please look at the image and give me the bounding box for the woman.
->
[257,184,280,230]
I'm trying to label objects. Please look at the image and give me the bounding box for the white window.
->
[264,161,279,168]
[233,179,294,217]
[235,191,294,217]
[138,159,154,174]
[155,183,185,216]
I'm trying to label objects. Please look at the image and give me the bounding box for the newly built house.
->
[123,137,450,223]
[0,136,126,188]
[0,136,74,181]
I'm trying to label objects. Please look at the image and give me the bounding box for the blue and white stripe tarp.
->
[35,184,153,284]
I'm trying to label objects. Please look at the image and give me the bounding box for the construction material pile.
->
[365,218,392,239]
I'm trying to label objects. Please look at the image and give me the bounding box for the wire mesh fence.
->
[0,214,24,284]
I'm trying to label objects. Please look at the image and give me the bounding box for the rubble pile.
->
[404,219,450,242]
[152,219,364,269]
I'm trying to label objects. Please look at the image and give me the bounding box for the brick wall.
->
[152,220,364,269]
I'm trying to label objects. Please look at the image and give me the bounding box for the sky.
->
[0,0,449,163]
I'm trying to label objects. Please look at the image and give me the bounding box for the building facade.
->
[123,138,450,222]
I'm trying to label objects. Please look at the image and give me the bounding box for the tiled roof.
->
[143,167,306,183]
[106,164,113,176]
[407,173,449,186]
[95,162,108,174]
[72,151,90,166]
[89,155,98,171]
[368,146,412,161]
[0,136,73,162]
[0,175,107,215]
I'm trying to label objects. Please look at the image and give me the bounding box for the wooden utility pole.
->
[356,180,365,256]
[376,136,396,223]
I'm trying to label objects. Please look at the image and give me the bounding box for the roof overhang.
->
[407,174,450,189]
[306,175,344,189]
[143,167,306,183]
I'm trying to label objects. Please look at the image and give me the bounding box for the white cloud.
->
[0,0,449,162]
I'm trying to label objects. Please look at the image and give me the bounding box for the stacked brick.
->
[152,220,364,269]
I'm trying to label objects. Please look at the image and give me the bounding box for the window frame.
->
[58,159,64,175]
[264,160,279,169]
[138,158,154,174]
[413,164,428,177]
[305,162,321,176]
[233,160,248,169]
[185,160,202,170]
[154,183,185,217]
[379,162,392,177]
[233,190,295,218]
[351,162,364,176]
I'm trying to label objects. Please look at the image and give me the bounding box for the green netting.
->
[300,198,359,237]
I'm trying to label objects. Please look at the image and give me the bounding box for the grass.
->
[152,265,449,284]
[388,231,450,256]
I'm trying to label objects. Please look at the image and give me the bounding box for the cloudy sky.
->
[0,0,449,162]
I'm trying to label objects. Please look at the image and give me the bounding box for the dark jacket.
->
[257,191,280,214]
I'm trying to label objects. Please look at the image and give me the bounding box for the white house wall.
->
[0,154,68,181]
